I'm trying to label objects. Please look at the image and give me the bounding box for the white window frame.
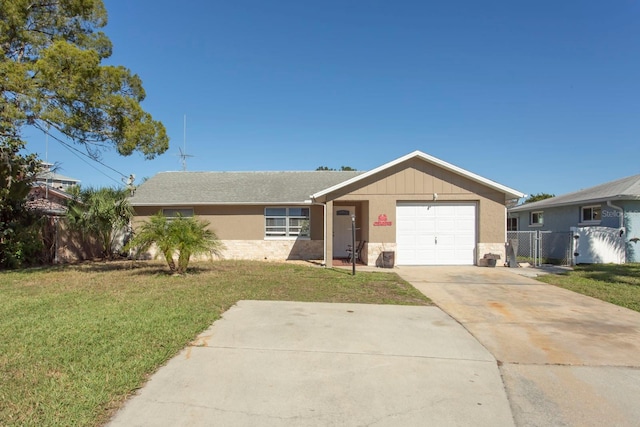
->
[162,207,194,218]
[580,205,601,224]
[530,211,544,227]
[265,207,310,239]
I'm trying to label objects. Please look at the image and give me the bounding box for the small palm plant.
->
[127,213,224,274]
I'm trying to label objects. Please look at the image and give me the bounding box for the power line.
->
[33,123,129,186]
[56,140,123,186]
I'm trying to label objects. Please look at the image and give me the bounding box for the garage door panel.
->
[417,220,436,232]
[418,249,436,263]
[397,221,416,232]
[436,205,456,216]
[416,234,434,246]
[436,234,455,247]
[436,249,455,264]
[455,219,475,231]
[415,205,433,216]
[436,218,455,232]
[396,203,476,265]
[397,234,416,247]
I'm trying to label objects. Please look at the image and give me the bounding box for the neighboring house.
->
[26,182,109,264]
[26,183,74,216]
[130,151,524,267]
[509,174,640,263]
[36,162,80,191]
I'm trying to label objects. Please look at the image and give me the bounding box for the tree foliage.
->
[127,213,225,274]
[65,186,132,258]
[316,166,356,171]
[0,0,169,158]
[0,0,168,267]
[0,139,43,268]
[524,193,555,204]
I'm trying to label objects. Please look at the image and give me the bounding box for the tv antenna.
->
[176,114,194,171]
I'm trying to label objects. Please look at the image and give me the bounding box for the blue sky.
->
[26,0,640,197]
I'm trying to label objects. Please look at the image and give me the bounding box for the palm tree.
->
[66,187,133,258]
[128,213,224,274]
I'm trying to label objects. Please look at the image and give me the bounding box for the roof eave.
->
[130,201,314,207]
[509,194,640,212]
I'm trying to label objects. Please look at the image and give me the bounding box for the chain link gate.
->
[507,231,537,265]
[507,231,573,267]
[539,231,573,266]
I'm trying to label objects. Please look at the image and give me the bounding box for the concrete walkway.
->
[396,266,640,427]
[108,301,514,426]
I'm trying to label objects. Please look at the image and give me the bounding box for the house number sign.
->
[373,214,392,226]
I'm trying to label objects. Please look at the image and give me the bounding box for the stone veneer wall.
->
[136,240,323,262]
[477,242,506,266]
[366,242,397,267]
[220,240,323,261]
[364,242,505,266]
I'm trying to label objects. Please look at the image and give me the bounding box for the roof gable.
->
[510,173,640,212]
[311,150,524,200]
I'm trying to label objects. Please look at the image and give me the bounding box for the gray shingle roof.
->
[36,171,80,183]
[130,171,364,206]
[510,173,640,212]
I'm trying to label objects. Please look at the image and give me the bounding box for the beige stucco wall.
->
[132,204,326,261]
[133,205,325,241]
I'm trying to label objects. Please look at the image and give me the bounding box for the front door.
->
[333,206,355,258]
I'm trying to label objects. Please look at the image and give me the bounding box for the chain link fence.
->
[507,231,573,266]
[507,231,536,264]
[539,231,573,266]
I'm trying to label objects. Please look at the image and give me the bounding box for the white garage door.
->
[396,203,476,265]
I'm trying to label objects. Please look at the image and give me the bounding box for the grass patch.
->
[0,260,430,426]
[537,263,640,312]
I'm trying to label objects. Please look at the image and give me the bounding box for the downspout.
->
[607,200,625,263]
[607,200,624,229]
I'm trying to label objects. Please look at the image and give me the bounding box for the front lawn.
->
[537,263,640,312]
[0,260,430,426]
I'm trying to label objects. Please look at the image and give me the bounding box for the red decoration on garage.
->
[374,214,392,226]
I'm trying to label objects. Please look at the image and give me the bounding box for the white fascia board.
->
[509,194,640,212]
[310,150,525,200]
[130,201,314,207]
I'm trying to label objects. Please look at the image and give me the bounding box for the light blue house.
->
[508,174,640,263]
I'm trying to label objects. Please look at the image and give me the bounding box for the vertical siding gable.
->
[338,158,497,197]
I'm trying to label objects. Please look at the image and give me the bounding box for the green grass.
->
[0,260,430,426]
[537,263,640,312]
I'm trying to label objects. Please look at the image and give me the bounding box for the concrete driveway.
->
[397,266,640,427]
[108,301,513,426]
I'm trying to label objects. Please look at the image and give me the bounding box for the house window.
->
[581,205,601,223]
[530,211,543,226]
[163,208,194,218]
[265,207,310,238]
[507,217,518,231]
